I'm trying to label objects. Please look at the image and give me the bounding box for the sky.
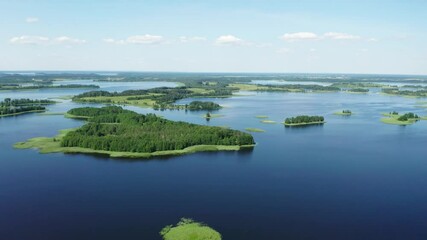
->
[0,0,426,74]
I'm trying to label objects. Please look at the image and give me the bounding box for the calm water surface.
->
[1,82,427,240]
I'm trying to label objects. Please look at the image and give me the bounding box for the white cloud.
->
[9,35,49,45]
[309,48,317,52]
[26,17,39,23]
[104,35,164,45]
[281,32,319,41]
[179,36,207,43]
[215,35,244,46]
[54,36,86,44]
[126,35,164,44]
[323,32,360,40]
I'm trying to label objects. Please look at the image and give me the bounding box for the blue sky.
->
[0,0,426,74]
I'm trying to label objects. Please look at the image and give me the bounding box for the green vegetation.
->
[160,218,221,240]
[187,101,221,111]
[245,128,265,132]
[284,115,325,126]
[334,110,352,116]
[381,112,423,125]
[73,87,230,110]
[15,106,254,158]
[0,98,56,117]
[229,83,340,93]
[0,84,99,91]
[203,113,224,119]
[347,88,369,93]
[330,82,386,89]
[255,115,269,119]
[382,88,427,98]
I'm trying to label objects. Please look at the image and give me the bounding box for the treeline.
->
[0,105,45,116]
[284,115,325,124]
[246,84,340,92]
[0,98,57,116]
[186,101,221,111]
[0,98,55,107]
[348,88,369,93]
[73,87,228,110]
[398,113,419,121]
[382,88,427,97]
[62,106,254,153]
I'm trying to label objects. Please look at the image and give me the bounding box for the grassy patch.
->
[334,112,352,116]
[160,218,221,240]
[260,120,276,124]
[255,115,269,119]
[245,128,265,132]
[38,112,66,116]
[202,114,224,119]
[380,117,417,125]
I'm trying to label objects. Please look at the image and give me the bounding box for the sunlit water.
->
[1,81,427,240]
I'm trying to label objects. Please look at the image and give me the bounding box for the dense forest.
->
[382,88,427,97]
[186,101,221,111]
[0,98,56,116]
[62,106,254,153]
[348,88,369,93]
[0,98,55,107]
[284,115,325,124]
[73,87,227,110]
[397,113,419,121]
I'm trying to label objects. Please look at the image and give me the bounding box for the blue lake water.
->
[1,82,427,240]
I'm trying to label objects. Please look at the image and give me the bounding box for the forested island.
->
[381,112,426,125]
[347,88,369,93]
[186,101,221,111]
[15,106,255,158]
[382,88,427,97]
[284,115,325,126]
[334,110,352,116]
[0,98,56,117]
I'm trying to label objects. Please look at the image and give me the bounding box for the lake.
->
[1,81,427,239]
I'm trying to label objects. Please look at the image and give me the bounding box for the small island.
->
[186,101,221,111]
[347,88,369,93]
[160,218,221,240]
[381,112,424,125]
[283,115,325,126]
[245,128,265,132]
[0,98,56,117]
[334,110,352,116]
[15,106,255,158]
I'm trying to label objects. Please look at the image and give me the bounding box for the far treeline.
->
[62,106,254,153]
[0,98,56,116]
[73,87,227,110]
[284,115,325,125]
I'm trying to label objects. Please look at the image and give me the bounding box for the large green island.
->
[14,106,255,158]
[283,115,325,127]
[381,112,426,125]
